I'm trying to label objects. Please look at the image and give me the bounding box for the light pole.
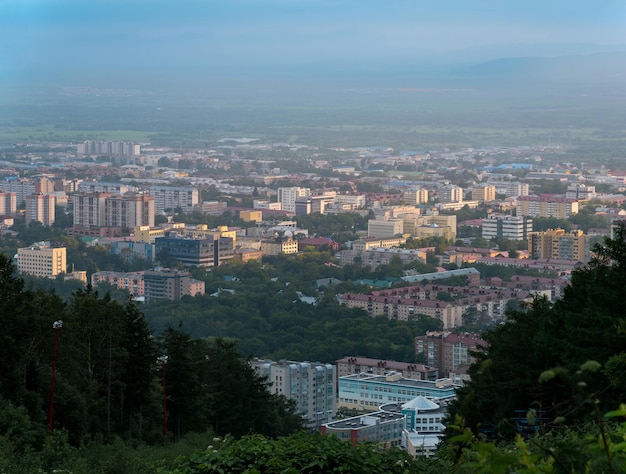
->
[48,320,63,436]
[157,355,168,442]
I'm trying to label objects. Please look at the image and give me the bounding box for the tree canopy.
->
[448,223,626,438]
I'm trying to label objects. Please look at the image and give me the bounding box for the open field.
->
[1,79,625,158]
[0,125,156,143]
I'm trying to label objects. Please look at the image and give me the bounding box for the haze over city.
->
[3,1,626,472]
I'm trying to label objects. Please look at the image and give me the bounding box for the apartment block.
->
[0,191,17,216]
[250,359,336,430]
[91,271,145,297]
[78,181,130,194]
[25,193,56,226]
[482,214,532,241]
[403,188,429,205]
[143,268,205,302]
[17,244,66,278]
[438,185,463,203]
[415,332,486,376]
[277,187,310,213]
[516,196,579,218]
[148,186,199,214]
[528,228,590,262]
[471,184,496,203]
[73,192,154,231]
[77,140,140,157]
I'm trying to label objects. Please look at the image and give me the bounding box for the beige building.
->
[17,244,66,278]
[367,218,404,238]
[403,188,429,205]
[528,228,589,262]
[516,196,579,219]
[26,193,55,226]
[260,236,299,255]
[143,269,205,302]
[239,209,262,222]
[0,191,17,216]
[438,185,463,203]
[352,237,407,252]
[471,184,496,203]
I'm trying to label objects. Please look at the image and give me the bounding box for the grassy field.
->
[0,125,156,143]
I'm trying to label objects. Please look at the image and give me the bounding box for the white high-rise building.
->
[277,187,310,214]
[250,359,336,430]
[148,186,199,214]
[482,214,532,241]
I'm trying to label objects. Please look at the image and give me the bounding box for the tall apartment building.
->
[0,191,17,216]
[0,177,53,205]
[148,186,199,214]
[78,181,130,194]
[414,332,486,377]
[25,193,55,226]
[528,228,590,262]
[516,196,579,218]
[481,214,532,241]
[143,269,205,302]
[504,181,530,198]
[73,193,110,227]
[471,184,496,203]
[277,187,310,213]
[438,185,463,203]
[403,188,429,205]
[250,359,336,430]
[77,140,140,157]
[73,192,154,230]
[17,244,66,278]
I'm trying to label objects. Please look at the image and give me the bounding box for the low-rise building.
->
[17,243,66,278]
[91,271,145,297]
[336,356,438,381]
[260,235,299,255]
[337,373,458,412]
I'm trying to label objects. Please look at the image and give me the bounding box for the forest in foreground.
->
[4,227,626,472]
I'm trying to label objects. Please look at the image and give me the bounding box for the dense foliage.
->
[0,253,301,455]
[448,224,626,439]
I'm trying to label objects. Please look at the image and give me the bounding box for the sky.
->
[2,0,626,83]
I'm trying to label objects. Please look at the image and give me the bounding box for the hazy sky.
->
[2,0,626,81]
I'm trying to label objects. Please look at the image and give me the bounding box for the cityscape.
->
[2,0,626,472]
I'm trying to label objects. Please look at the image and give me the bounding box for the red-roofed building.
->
[415,331,487,377]
[298,237,339,252]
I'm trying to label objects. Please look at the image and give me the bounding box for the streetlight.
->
[48,320,63,436]
[157,355,168,442]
